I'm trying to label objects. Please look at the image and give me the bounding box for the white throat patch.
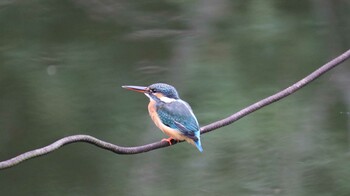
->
[159,96,176,103]
[144,93,176,103]
[144,93,152,101]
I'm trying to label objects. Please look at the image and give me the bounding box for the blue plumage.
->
[156,100,203,151]
[122,83,203,152]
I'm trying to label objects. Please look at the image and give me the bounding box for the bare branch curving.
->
[1,49,349,170]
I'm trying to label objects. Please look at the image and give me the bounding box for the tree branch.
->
[201,49,350,133]
[1,49,350,170]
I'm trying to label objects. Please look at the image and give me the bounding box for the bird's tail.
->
[185,131,203,152]
[194,139,203,152]
[193,130,203,152]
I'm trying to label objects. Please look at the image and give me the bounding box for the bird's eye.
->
[150,88,157,93]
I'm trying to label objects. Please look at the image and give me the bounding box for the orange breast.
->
[147,100,192,144]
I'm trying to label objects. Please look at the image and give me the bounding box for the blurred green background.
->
[0,0,350,195]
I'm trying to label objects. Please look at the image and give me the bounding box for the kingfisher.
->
[122,83,203,152]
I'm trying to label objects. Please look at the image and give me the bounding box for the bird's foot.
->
[161,137,174,145]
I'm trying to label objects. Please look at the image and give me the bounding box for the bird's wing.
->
[156,100,200,141]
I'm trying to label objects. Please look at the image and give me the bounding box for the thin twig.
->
[1,49,349,170]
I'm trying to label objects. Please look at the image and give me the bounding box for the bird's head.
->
[122,83,180,102]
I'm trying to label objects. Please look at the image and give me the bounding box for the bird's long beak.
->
[122,85,149,93]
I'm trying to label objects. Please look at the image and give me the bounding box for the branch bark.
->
[1,49,350,170]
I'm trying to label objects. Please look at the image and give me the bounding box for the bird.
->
[122,83,203,152]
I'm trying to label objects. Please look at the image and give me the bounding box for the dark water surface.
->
[0,1,349,195]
